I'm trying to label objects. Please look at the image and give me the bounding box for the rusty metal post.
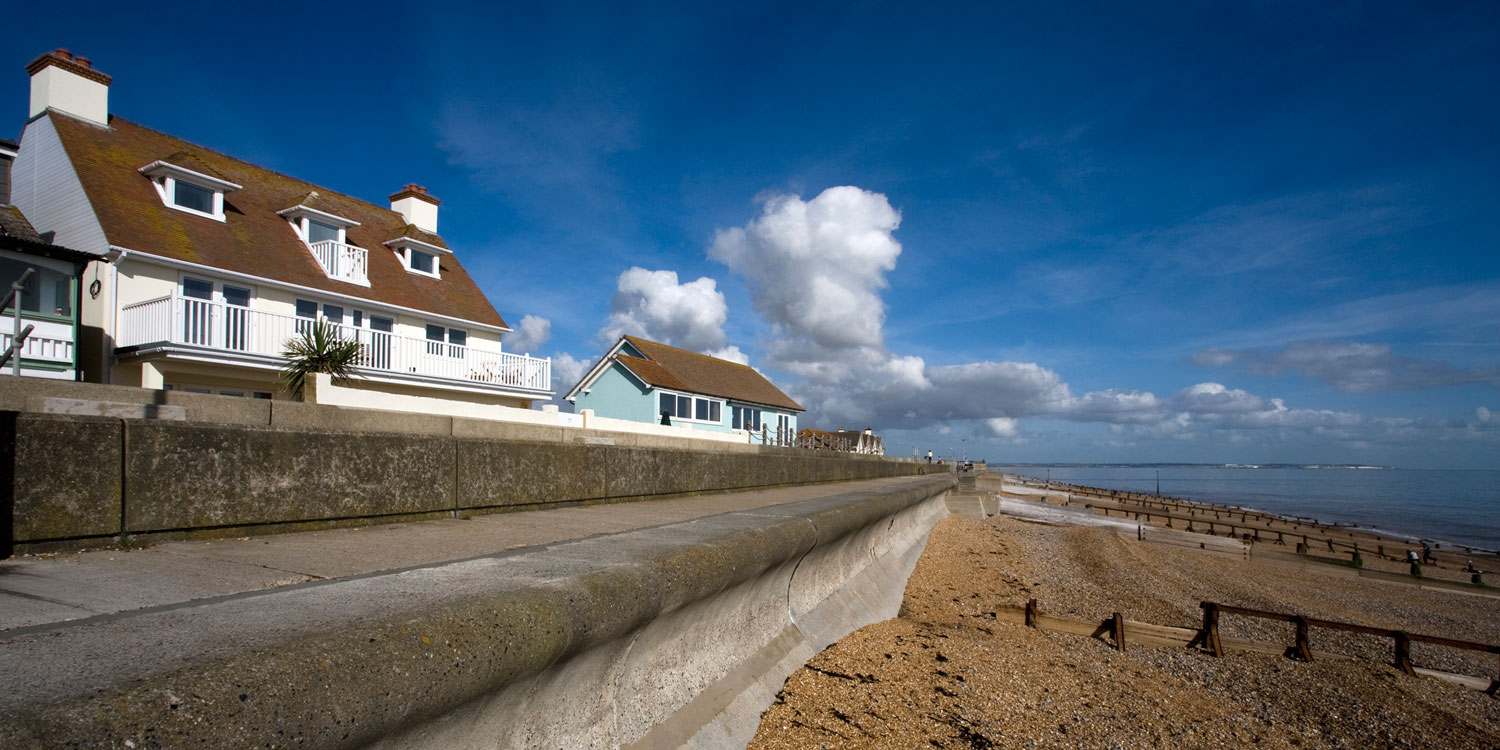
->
[1025,598,1037,628]
[1393,632,1415,676]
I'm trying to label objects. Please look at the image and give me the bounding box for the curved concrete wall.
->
[0,476,953,748]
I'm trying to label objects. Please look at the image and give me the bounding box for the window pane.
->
[173,181,214,213]
[370,316,393,332]
[426,324,445,341]
[182,277,213,300]
[322,304,343,324]
[448,329,467,347]
[710,401,721,423]
[253,392,273,399]
[52,275,72,316]
[295,299,317,318]
[352,310,363,328]
[660,393,673,418]
[695,399,709,421]
[732,406,741,430]
[409,249,435,273]
[223,285,250,307]
[677,395,690,418]
[308,220,340,244]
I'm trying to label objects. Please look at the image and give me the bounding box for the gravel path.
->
[750,513,1500,749]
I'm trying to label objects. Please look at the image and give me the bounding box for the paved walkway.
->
[0,477,935,633]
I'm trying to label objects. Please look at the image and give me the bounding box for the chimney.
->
[27,49,112,126]
[389,183,440,234]
[0,138,16,205]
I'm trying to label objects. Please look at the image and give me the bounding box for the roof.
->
[0,205,43,243]
[612,335,804,412]
[46,113,506,328]
[0,204,105,263]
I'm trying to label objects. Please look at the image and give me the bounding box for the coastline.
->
[749,475,1500,748]
[996,464,1500,554]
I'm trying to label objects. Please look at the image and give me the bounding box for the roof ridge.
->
[85,114,422,232]
[625,334,756,370]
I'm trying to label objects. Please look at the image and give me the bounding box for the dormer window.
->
[140,160,242,222]
[277,202,367,286]
[383,235,448,279]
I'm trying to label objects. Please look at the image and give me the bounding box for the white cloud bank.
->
[596,267,749,364]
[701,187,1499,453]
[506,314,552,354]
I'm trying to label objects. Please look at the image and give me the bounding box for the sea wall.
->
[1,410,935,554]
[0,476,955,749]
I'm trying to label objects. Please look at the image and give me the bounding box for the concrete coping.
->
[0,475,955,748]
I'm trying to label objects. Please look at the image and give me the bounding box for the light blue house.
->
[565,335,804,444]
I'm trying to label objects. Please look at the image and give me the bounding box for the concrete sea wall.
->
[1,410,935,554]
[0,476,955,748]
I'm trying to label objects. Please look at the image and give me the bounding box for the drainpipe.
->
[107,246,130,385]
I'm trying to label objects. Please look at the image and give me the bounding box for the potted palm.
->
[280,319,362,401]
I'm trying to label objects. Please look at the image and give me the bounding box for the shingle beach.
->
[750,499,1500,748]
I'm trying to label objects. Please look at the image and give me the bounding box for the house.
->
[8,50,551,405]
[1,138,103,379]
[797,427,885,456]
[566,335,803,444]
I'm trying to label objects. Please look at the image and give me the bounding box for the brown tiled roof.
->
[49,113,507,328]
[614,354,688,391]
[621,336,803,412]
[385,223,449,249]
[0,205,44,243]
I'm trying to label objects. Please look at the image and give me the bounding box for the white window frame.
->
[657,389,723,425]
[383,236,449,279]
[732,405,763,432]
[140,161,241,222]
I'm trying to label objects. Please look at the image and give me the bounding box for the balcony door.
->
[181,277,253,351]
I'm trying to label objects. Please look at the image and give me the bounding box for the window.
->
[0,256,74,316]
[307,220,340,245]
[141,161,240,221]
[426,324,465,357]
[409,249,436,274]
[658,391,722,424]
[172,181,215,213]
[733,406,762,431]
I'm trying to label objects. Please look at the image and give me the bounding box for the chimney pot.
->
[75,56,92,68]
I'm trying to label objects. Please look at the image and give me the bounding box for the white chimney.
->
[389,184,440,234]
[27,49,111,126]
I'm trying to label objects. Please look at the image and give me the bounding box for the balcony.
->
[308,240,369,286]
[119,294,552,394]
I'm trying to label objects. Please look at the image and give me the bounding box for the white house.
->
[8,49,552,405]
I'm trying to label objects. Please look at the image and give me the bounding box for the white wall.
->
[10,114,110,255]
[310,374,754,444]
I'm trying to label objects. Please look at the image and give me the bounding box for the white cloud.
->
[705,345,751,365]
[1478,406,1493,423]
[987,417,1019,438]
[506,314,551,354]
[709,186,901,354]
[549,352,590,395]
[598,267,729,352]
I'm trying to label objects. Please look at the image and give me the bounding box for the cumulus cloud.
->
[709,186,901,355]
[598,267,729,352]
[1192,340,1500,392]
[506,314,551,354]
[549,352,590,395]
[697,187,1499,455]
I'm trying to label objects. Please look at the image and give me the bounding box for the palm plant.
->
[280,319,362,400]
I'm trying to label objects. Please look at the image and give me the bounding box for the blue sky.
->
[6,2,1498,468]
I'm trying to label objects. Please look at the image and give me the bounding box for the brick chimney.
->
[389,184,440,234]
[27,49,112,126]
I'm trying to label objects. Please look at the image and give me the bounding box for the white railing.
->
[308,240,369,285]
[119,294,552,393]
[0,312,73,364]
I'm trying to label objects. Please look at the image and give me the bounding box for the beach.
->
[748,482,1500,748]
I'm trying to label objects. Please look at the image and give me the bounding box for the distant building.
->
[8,49,552,405]
[798,427,884,456]
[566,335,803,444]
[0,141,102,380]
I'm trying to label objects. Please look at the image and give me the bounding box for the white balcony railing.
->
[119,294,551,393]
[1,312,74,364]
[308,240,369,285]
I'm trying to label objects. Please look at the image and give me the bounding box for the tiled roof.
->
[620,336,804,412]
[48,113,507,328]
[0,205,44,243]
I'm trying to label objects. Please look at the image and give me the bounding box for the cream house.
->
[9,50,551,405]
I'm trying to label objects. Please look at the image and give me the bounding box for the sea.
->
[991,465,1500,553]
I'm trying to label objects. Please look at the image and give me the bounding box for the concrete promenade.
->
[0,474,954,749]
[0,476,928,632]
